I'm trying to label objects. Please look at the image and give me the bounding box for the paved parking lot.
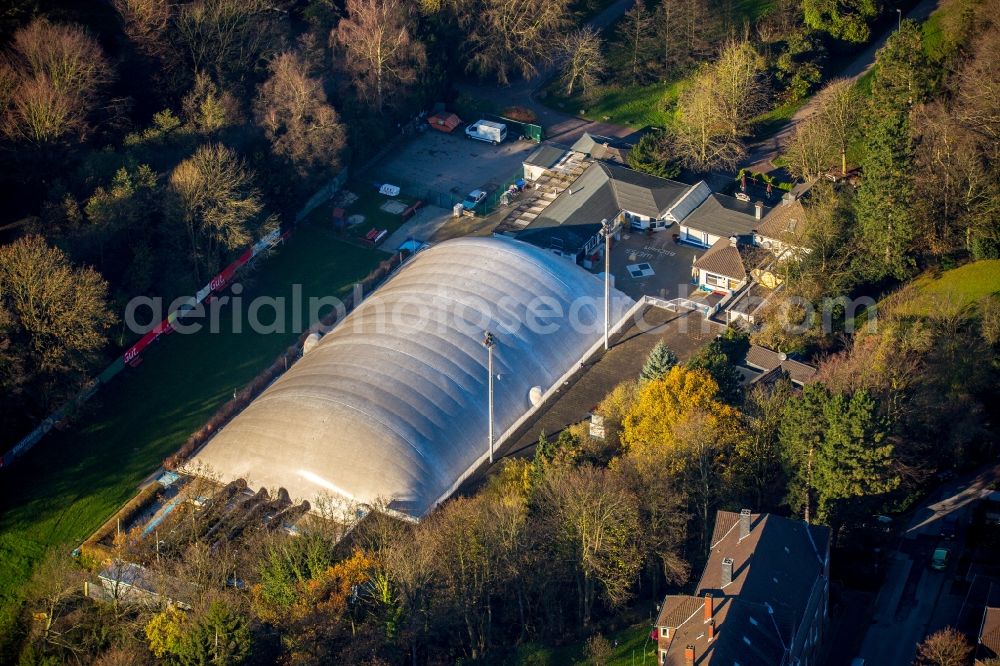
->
[605,227,704,301]
[376,130,537,201]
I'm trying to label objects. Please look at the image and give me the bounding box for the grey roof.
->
[570,132,632,163]
[659,510,830,665]
[757,196,807,244]
[190,237,634,518]
[516,162,689,254]
[682,193,770,238]
[666,180,712,221]
[744,345,817,385]
[693,239,747,280]
[524,144,568,169]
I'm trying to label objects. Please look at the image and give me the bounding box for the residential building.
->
[691,236,773,295]
[680,193,769,248]
[755,191,809,256]
[655,509,831,665]
[741,344,818,386]
[977,601,1000,665]
[512,162,689,262]
[975,590,1000,666]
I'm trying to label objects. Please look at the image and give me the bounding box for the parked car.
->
[462,189,487,210]
[931,547,951,571]
[465,120,507,145]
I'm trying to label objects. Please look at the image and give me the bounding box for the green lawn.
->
[0,221,384,656]
[896,259,1000,317]
[751,97,809,141]
[921,0,976,62]
[543,80,682,129]
[513,623,658,665]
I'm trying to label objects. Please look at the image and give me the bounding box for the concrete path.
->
[383,205,454,250]
[743,0,942,170]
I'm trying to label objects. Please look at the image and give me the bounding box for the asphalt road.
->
[854,463,1000,665]
[743,0,942,170]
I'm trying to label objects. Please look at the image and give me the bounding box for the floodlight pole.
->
[483,331,496,464]
[602,218,612,350]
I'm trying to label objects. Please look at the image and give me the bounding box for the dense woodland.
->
[2,0,1000,663]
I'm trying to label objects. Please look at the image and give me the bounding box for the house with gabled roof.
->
[755,191,809,256]
[691,236,774,295]
[680,193,769,248]
[976,583,1000,665]
[512,161,690,261]
[655,509,830,665]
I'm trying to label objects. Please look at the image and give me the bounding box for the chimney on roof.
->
[739,509,752,540]
[704,592,713,623]
[707,619,716,641]
[782,191,796,205]
[722,557,734,587]
[755,201,764,220]
[729,235,738,247]
[684,645,696,666]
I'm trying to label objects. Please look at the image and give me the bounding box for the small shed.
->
[427,112,462,133]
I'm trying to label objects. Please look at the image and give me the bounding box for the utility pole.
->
[601,218,613,350]
[482,331,495,463]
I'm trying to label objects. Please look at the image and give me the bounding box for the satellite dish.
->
[778,352,787,361]
[303,332,322,354]
[529,386,543,405]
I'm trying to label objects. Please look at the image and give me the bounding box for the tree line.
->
[0,0,605,449]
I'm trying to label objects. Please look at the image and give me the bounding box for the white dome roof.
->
[190,236,634,517]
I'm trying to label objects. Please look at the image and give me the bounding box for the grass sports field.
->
[0,218,387,655]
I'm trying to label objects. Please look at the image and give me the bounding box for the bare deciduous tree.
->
[255,52,346,178]
[913,627,973,666]
[674,71,746,171]
[0,19,110,144]
[712,39,768,139]
[814,78,857,176]
[461,0,571,85]
[0,235,111,388]
[555,27,605,97]
[333,0,427,113]
[113,0,171,60]
[537,466,642,626]
[167,144,275,282]
[173,0,278,86]
[785,114,835,181]
[673,40,765,171]
[617,1,654,82]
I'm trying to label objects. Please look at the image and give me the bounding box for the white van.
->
[465,120,507,145]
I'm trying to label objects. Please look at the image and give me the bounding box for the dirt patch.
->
[379,200,408,215]
[332,190,359,208]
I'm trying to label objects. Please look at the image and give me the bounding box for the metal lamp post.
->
[896,8,902,30]
[482,331,496,463]
[601,218,612,350]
